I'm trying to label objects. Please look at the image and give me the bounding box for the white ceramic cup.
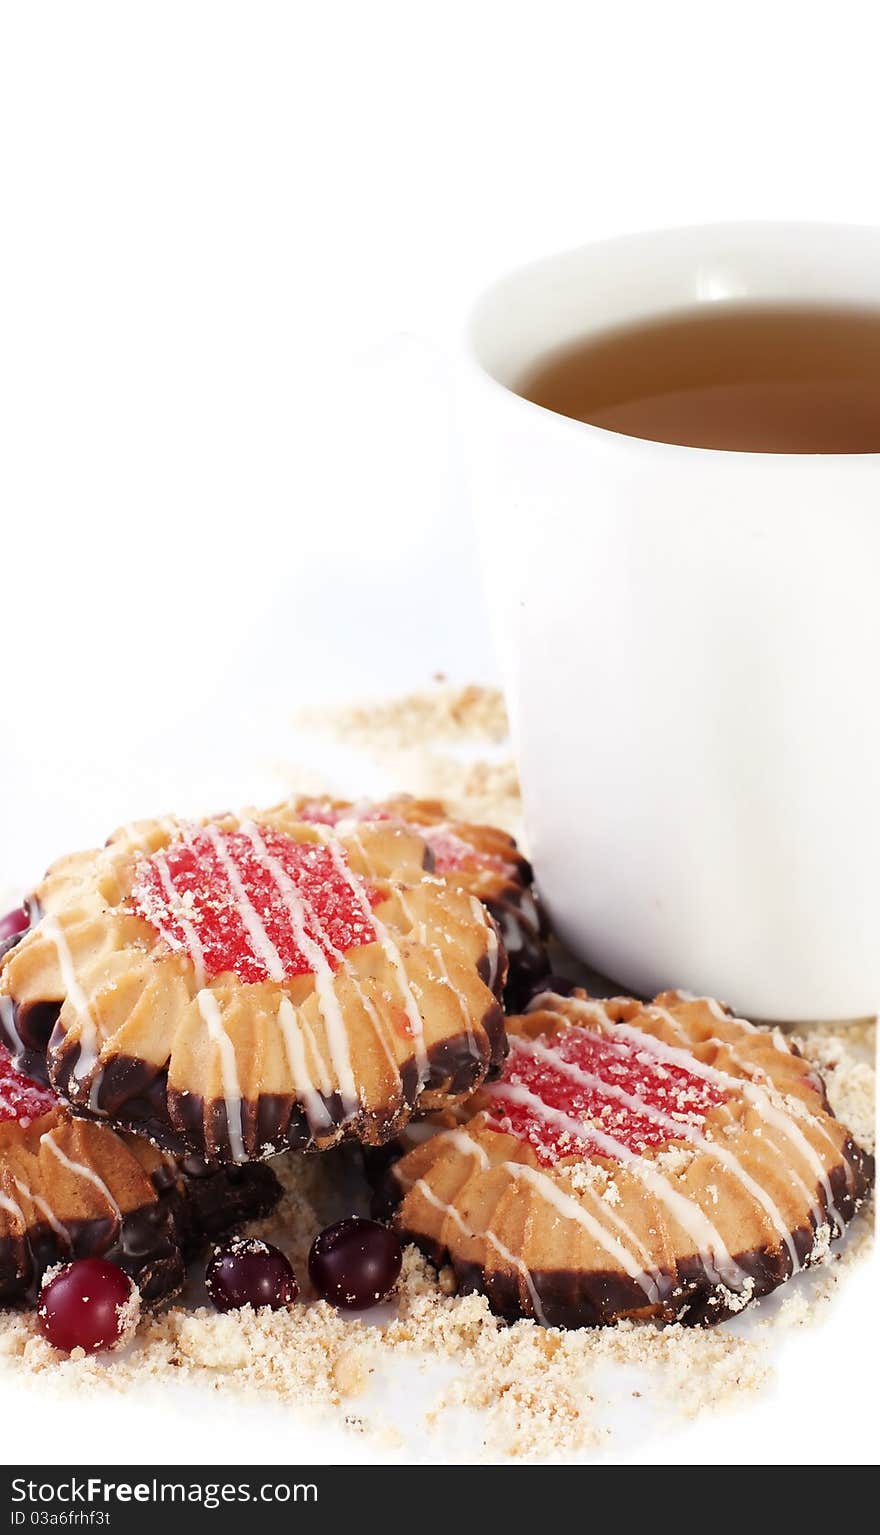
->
[463,222,880,1022]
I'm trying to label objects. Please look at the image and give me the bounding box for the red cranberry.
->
[0,906,29,942]
[308,1217,402,1310]
[205,1238,298,1312]
[37,1259,140,1355]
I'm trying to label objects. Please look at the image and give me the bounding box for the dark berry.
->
[205,1238,298,1312]
[0,906,29,942]
[308,1217,402,1310]
[37,1259,139,1355]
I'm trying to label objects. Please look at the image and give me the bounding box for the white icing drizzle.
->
[507,1160,662,1299]
[396,888,478,1060]
[442,1125,656,1275]
[414,1177,549,1326]
[0,1190,25,1225]
[444,1126,491,1168]
[147,848,207,989]
[12,1174,71,1244]
[203,824,285,983]
[405,1124,659,1315]
[44,1136,122,1227]
[647,1003,845,1234]
[470,895,500,993]
[0,997,17,1052]
[572,1175,657,1270]
[560,995,847,1233]
[432,945,478,1052]
[261,833,400,1113]
[510,1034,800,1272]
[313,827,430,1086]
[275,996,334,1133]
[265,822,411,1099]
[648,1011,830,1229]
[486,1080,745,1289]
[145,819,357,1123]
[196,990,246,1162]
[294,1010,336,1099]
[40,915,100,1089]
[704,994,753,1028]
[240,821,360,1117]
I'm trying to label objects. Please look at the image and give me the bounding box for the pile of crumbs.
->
[0,1131,872,1460]
[0,682,874,1461]
[290,681,524,837]
[297,681,510,752]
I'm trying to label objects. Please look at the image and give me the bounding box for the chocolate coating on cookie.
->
[1,807,508,1162]
[0,1080,281,1307]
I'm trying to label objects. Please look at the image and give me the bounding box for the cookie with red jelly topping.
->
[0,805,506,1162]
[291,794,549,1008]
[382,989,873,1328]
[0,1043,281,1306]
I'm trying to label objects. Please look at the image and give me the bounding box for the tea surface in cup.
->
[517,303,880,452]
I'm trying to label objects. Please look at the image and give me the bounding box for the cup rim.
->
[463,219,880,463]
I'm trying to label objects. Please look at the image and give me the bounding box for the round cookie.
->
[292,794,549,1008]
[381,989,874,1327]
[0,806,507,1162]
[0,1043,280,1305]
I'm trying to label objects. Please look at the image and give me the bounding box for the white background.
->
[0,0,877,1465]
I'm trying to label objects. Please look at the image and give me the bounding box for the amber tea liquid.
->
[517,304,880,452]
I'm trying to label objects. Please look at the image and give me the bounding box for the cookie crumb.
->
[299,684,509,750]
[331,1349,369,1397]
[291,684,523,837]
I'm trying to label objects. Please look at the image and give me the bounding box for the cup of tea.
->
[462,222,880,1021]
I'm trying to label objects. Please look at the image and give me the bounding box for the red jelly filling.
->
[131,825,380,984]
[0,1044,58,1127]
[485,1026,726,1165]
